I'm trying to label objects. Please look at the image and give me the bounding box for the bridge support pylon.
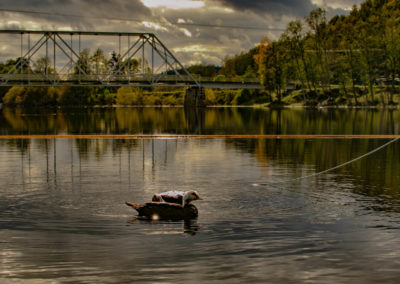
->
[184,87,206,108]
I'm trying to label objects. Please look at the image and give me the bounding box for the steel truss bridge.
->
[0,30,261,89]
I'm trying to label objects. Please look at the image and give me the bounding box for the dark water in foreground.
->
[1,107,400,283]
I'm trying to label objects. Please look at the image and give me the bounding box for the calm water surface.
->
[1,107,400,283]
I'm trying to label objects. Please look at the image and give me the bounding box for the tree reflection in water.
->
[1,106,400,213]
[1,107,400,136]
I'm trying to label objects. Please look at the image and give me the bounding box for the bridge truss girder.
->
[0,30,200,87]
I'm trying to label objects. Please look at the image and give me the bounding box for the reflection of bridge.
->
[0,30,262,105]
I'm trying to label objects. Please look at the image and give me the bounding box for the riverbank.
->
[1,85,399,108]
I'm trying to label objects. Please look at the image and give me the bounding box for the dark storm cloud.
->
[0,0,151,25]
[213,0,318,17]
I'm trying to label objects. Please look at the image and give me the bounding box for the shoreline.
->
[1,103,399,110]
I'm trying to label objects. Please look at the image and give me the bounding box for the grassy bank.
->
[280,86,400,107]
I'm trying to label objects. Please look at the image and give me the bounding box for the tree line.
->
[218,0,400,106]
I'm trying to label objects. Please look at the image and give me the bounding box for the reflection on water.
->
[1,106,400,135]
[1,107,400,282]
[128,219,200,236]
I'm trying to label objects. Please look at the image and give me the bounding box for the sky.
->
[0,0,363,66]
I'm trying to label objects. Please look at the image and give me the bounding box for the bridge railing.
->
[0,73,194,84]
[0,73,260,86]
[194,76,260,84]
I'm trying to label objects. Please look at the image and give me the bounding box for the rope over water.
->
[255,136,400,187]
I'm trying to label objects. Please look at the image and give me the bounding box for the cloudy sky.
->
[0,0,363,65]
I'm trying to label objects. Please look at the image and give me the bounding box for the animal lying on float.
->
[125,190,202,220]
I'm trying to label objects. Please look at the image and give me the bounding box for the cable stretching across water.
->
[256,136,400,187]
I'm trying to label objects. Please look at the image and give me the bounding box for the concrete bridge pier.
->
[184,87,206,108]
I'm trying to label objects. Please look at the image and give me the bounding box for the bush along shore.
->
[1,85,399,108]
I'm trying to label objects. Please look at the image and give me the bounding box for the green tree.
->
[90,48,108,75]
[306,8,331,91]
[74,48,91,75]
[381,3,400,103]
[35,56,54,76]
[281,20,314,96]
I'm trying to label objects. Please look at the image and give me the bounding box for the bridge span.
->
[0,30,262,106]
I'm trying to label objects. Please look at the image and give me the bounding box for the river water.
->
[1,107,400,283]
